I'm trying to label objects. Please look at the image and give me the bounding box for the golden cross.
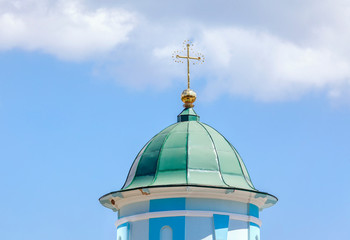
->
[173,41,204,89]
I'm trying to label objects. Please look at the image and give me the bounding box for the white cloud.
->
[1,0,350,102]
[113,23,350,102]
[0,0,136,60]
[90,0,350,102]
[199,27,350,101]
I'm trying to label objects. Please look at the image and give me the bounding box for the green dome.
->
[121,108,256,192]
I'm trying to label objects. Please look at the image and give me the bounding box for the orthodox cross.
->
[173,40,204,89]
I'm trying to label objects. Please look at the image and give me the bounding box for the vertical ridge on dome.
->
[201,123,256,190]
[124,123,177,189]
[187,121,226,187]
[149,123,179,186]
[122,139,151,189]
[151,122,188,186]
[229,143,255,189]
[197,121,231,188]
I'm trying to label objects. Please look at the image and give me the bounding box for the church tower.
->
[99,41,277,240]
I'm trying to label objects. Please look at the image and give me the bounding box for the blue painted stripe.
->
[249,203,259,218]
[117,222,129,229]
[119,201,149,218]
[249,221,260,228]
[213,214,229,240]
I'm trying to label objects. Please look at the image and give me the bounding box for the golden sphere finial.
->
[181,88,197,108]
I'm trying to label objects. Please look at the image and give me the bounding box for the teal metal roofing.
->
[122,108,256,191]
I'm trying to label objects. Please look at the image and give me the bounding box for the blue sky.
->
[0,1,350,239]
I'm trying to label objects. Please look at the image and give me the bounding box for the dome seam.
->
[197,121,231,188]
[121,138,152,189]
[124,123,177,189]
[149,123,180,186]
[202,123,256,190]
[229,143,256,189]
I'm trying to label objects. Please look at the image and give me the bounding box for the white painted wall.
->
[119,201,149,218]
[186,198,248,215]
[227,220,249,240]
[116,224,129,240]
[185,216,214,240]
[249,225,260,240]
[129,220,149,240]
